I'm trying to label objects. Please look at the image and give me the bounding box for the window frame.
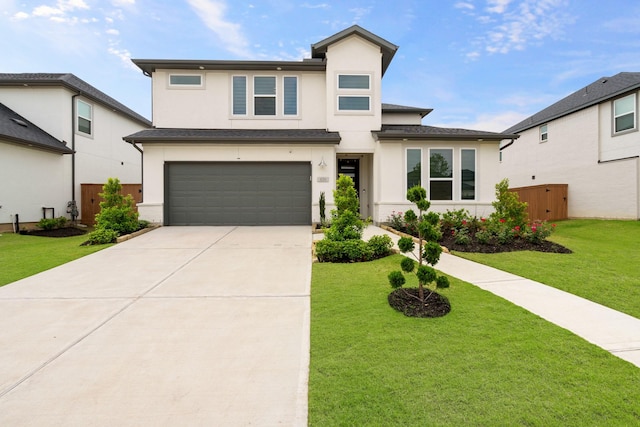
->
[539,124,548,142]
[406,147,422,191]
[76,99,93,136]
[168,74,203,88]
[460,148,477,201]
[283,76,298,116]
[613,93,637,135]
[232,75,248,116]
[253,75,277,116]
[336,73,373,113]
[428,148,454,201]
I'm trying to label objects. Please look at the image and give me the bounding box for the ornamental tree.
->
[388,185,450,305]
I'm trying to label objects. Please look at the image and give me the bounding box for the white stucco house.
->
[501,72,640,219]
[124,25,518,226]
[0,73,151,230]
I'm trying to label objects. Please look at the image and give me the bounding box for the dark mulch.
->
[439,233,573,254]
[20,227,87,238]
[388,288,451,318]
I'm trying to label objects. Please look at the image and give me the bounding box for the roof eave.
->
[123,136,341,144]
[131,59,327,76]
[1,136,74,154]
[373,132,519,141]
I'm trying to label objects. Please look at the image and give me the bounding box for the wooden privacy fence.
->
[509,184,568,222]
[81,183,142,225]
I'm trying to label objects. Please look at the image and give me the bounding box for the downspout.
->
[130,140,144,202]
[71,93,79,213]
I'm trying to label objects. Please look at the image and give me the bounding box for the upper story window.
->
[232,75,298,117]
[539,124,548,142]
[169,74,202,87]
[337,73,371,112]
[613,93,636,134]
[76,99,92,136]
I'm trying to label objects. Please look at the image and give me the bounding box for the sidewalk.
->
[359,226,640,368]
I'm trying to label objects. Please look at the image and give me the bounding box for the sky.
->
[1,0,639,132]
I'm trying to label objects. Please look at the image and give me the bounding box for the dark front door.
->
[337,158,359,193]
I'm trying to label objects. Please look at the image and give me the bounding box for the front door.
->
[337,158,359,193]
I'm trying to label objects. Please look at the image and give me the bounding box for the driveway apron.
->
[0,226,311,426]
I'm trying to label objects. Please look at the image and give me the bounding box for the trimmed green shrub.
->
[367,234,393,258]
[388,271,406,289]
[86,228,118,245]
[94,178,139,236]
[38,216,68,230]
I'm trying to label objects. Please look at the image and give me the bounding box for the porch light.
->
[318,156,327,168]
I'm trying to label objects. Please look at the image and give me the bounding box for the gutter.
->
[499,138,517,151]
[71,93,79,208]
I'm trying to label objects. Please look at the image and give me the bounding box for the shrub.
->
[315,239,372,263]
[319,191,327,227]
[490,179,528,229]
[367,234,393,258]
[453,228,471,245]
[387,211,406,232]
[324,210,364,241]
[38,216,67,230]
[94,178,139,236]
[388,271,405,289]
[334,174,359,216]
[86,228,118,245]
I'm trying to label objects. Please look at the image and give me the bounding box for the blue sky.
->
[1,0,639,131]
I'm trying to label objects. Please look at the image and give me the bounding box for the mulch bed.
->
[20,227,87,238]
[439,233,573,254]
[388,288,451,318]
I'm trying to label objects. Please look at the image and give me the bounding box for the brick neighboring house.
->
[501,72,640,219]
[0,73,151,230]
[125,25,518,226]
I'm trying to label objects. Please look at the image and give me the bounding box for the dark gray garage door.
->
[165,162,311,225]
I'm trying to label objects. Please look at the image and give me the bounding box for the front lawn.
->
[455,220,640,319]
[0,232,111,287]
[310,255,640,426]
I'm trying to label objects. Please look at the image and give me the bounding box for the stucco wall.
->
[138,144,337,224]
[0,142,69,225]
[151,70,327,130]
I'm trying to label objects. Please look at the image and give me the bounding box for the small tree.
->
[490,178,528,229]
[388,185,450,306]
[87,178,139,244]
[324,174,363,241]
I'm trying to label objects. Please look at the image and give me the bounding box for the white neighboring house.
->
[501,72,640,219]
[124,25,518,226]
[0,73,151,230]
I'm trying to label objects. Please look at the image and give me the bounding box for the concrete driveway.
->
[0,226,311,426]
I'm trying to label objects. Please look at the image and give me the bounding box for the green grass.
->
[310,255,640,426]
[0,232,111,287]
[455,220,640,319]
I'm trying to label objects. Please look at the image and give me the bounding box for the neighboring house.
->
[501,72,640,219]
[0,73,151,229]
[124,25,518,226]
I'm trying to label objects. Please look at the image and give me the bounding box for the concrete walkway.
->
[0,226,311,426]
[361,226,640,368]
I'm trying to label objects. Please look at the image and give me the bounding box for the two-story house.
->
[0,73,151,230]
[124,25,518,226]
[501,72,640,219]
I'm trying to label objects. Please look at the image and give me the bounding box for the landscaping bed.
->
[20,227,87,238]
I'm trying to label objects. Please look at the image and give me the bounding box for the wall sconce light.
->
[318,156,327,168]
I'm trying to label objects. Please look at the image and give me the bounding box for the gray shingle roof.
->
[0,73,151,126]
[0,102,73,154]
[311,25,398,76]
[382,103,433,117]
[505,72,640,134]
[374,125,519,141]
[124,128,341,144]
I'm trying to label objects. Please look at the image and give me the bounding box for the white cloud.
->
[186,0,250,57]
[455,2,475,10]
[301,3,329,9]
[106,28,119,35]
[466,0,571,57]
[11,11,29,20]
[349,7,371,23]
[486,0,512,14]
[33,5,63,17]
[111,0,135,5]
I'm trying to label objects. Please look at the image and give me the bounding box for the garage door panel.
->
[166,162,311,226]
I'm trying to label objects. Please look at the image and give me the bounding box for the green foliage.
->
[436,275,450,289]
[86,228,119,245]
[490,178,528,229]
[334,174,359,215]
[38,216,67,230]
[319,191,326,226]
[400,257,415,273]
[94,178,139,237]
[324,210,363,241]
[389,185,447,307]
[367,234,393,258]
[453,228,471,245]
[387,270,406,289]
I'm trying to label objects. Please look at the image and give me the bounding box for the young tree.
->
[388,185,450,306]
